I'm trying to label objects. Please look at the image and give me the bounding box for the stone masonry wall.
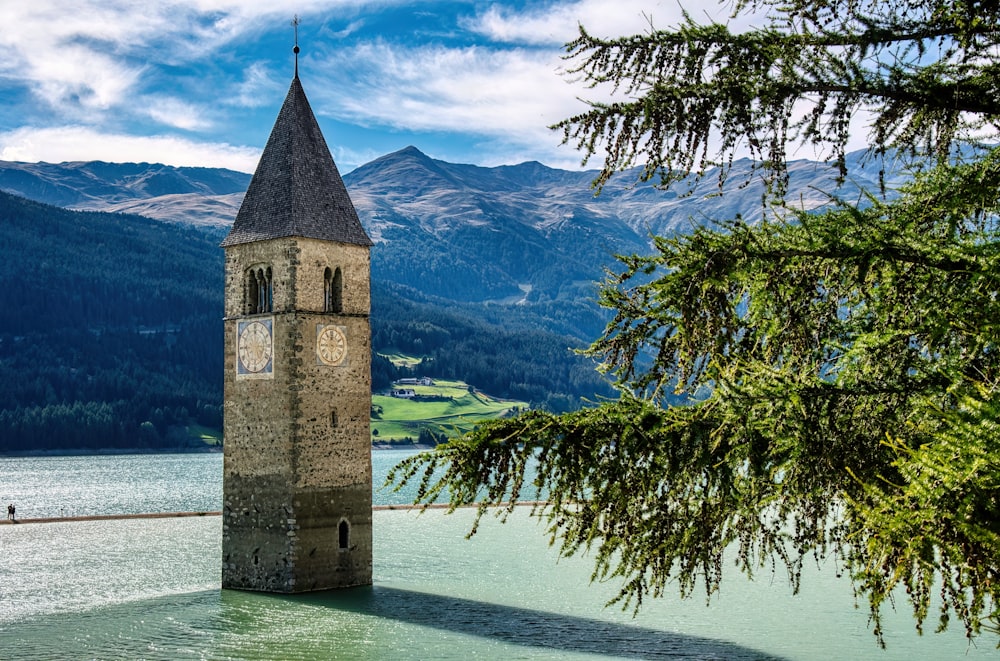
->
[222,237,372,592]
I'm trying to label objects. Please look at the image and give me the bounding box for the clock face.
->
[237,319,273,376]
[317,325,347,366]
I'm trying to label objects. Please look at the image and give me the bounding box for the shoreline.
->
[0,502,551,525]
[0,445,432,459]
[0,448,223,458]
[0,511,221,525]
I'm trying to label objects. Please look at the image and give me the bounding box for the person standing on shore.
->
[7,503,14,521]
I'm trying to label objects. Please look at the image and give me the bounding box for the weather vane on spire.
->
[292,15,301,77]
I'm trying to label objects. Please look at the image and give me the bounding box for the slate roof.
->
[221,75,372,247]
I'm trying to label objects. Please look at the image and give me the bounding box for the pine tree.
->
[391,0,1000,644]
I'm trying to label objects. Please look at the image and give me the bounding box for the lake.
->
[0,451,994,659]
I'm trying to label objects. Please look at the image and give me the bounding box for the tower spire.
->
[292,15,301,78]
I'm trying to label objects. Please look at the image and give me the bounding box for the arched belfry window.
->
[247,266,273,314]
[324,267,343,313]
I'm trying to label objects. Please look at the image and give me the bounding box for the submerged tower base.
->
[222,478,371,592]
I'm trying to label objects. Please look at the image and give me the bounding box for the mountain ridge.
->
[0,146,913,451]
[0,160,250,209]
[0,144,896,233]
[0,145,900,339]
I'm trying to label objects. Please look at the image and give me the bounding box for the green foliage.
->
[394,151,1000,642]
[392,0,1000,646]
[0,192,224,452]
[852,389,1000,641]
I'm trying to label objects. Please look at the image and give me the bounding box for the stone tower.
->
[220,70,373,592]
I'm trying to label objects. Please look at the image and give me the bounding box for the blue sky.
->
[0,1,715,174]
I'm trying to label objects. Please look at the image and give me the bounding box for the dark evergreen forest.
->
[0,190,612,452]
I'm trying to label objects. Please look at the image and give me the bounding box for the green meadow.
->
[188,424,222,446]
[380,352,424,368]
[371,378,526,445]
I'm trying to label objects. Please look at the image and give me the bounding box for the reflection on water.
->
[0,453,995,659]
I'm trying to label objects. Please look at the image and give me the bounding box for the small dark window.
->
[338,520,349,550]
[330,409,338,428]
[264,267,273,311]
[323,268,331,311]
[324,266,343,313]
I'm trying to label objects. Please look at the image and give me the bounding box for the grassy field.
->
[380,352,424,368]
[371,378,526,444]
[187,424,222,446]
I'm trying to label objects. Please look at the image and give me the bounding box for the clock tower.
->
[220,63,373,592]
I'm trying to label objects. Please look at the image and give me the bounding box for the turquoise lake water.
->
[0,451,995,659]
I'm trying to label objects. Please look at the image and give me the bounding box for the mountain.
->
[346,147,647,310]
[0,190,224,452]
[0,160,251,231]
[347,147,901,308]
[0,148,899,338]
[0,147,912,452]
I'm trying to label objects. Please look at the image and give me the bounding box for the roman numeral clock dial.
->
[317,325,347,366]
[237,319,273,377]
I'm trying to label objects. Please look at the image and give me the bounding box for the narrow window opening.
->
[330,409,338,428]
[247,271,260,314]
[332,267,343,313]
[338,520,350,550]
[256,269,266,312]
[323,267,333,312]
[264,267,273,312]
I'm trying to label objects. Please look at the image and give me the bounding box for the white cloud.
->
[0,1,368,110]
[331,144,387,173]
[314,40,579,149]
[466,0,700,45]
[20,44,143,112]
[228,63,283,109]
[0,126,259,172]
[0,4,175,117]
[143,96,213,131]
[321,18,367,40]
[0,0,775,172]
[305,2,740,168]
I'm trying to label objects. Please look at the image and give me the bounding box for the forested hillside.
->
[0,190,612,452]
[0,149,900,346]
[0,191,224,451]
[371,281,612,413]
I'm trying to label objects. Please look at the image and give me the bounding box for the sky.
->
[0,1,736,175]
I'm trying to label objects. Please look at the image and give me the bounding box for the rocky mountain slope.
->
[0,160,249,221]
[0,146,901,338]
